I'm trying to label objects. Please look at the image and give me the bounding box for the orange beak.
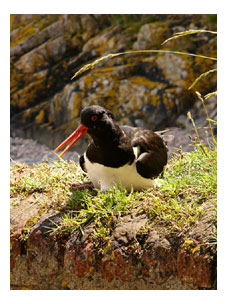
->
[54,124,88,158]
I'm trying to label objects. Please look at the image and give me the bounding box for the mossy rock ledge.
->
[10,152,217,290]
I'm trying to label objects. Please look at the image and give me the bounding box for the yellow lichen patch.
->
[52,94,63,112]
[35,14,60,31]
[72,93,82,118]
[61,280,71,289]
[89,266,94,273]
[163,88,178,110]
[35,109,45,124]
[81,67,117,91]
[22,108,32,120]
[20,102,49,124]
[82,27,124,56]
[149,93,161,107]
[48,110,54,124]
[182,239,194,247]
[181,239,201,254]
[192,55,217,93]
[129,76,162,89]
[11,78,46,109]
[10,15,60,48]
[101,241,115,262]
[82,74,97,90]
[117,76,166,111]
[10,17,37,48]
[192,245,201,254]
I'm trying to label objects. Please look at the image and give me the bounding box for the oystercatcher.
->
[54,105,169,191]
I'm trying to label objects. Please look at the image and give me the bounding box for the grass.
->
[10,142,217,243]
[137,145,216,229]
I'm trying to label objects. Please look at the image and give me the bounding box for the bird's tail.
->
[155,129,174,145]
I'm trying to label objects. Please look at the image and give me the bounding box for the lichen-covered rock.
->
[10,14,217,150]
[10,208,217,289]
[177,249,214,288]
[133,22,170,49]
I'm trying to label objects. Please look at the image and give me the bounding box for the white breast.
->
[84,152,159,192]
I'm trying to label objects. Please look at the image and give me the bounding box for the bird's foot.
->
[69,182,94,191]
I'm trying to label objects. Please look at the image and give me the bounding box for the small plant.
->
[48,185,134,238]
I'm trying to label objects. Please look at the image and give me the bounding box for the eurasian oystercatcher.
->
[54,105,169,191]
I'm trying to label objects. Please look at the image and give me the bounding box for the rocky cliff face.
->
[10,14,217,152]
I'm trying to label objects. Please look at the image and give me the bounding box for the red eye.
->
[91,115,98,121]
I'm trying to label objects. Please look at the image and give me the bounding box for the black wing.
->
[131,128,168,179]
[79,154,86,172]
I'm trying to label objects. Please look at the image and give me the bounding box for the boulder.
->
[10,14,217,152]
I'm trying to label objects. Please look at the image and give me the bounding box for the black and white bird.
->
[54,105,170,191]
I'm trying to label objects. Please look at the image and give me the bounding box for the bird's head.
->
[54,105,115,158]
[80,105,114,133]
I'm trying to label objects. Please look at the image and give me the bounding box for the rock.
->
[176,114,190,129]
[10,209,216,289]
[10,137,79,165]
[133,22,169,49]
[177,249,214,288]
[10,14,217,153]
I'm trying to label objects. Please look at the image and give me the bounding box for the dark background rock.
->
[10,14,217,156]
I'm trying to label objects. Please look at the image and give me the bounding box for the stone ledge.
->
[10,212,216,290]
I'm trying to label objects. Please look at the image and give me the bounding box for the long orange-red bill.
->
[54,124,88,158]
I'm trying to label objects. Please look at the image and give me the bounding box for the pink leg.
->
[68,182,94,191]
